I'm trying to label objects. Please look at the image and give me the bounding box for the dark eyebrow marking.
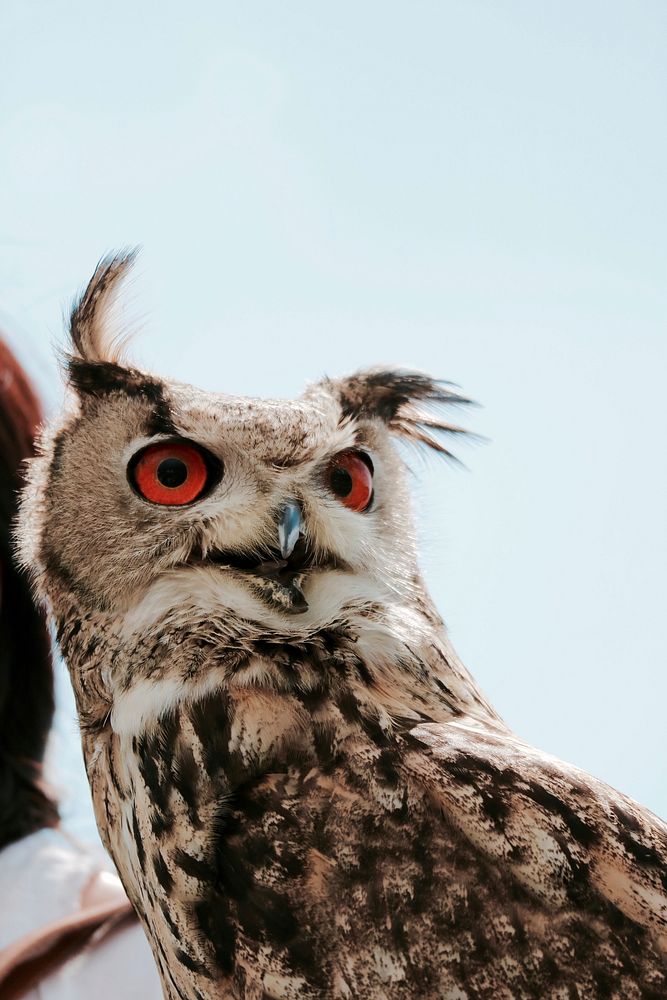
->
[67,358,176,435]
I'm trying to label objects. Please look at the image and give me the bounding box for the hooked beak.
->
[277,501,302,560]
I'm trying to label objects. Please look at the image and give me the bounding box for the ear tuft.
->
[335,368,475,458]
[68,248,139,364]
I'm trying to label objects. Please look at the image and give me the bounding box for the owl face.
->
[19,254,469,632]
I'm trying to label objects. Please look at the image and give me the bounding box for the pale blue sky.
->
[1,1,666,834]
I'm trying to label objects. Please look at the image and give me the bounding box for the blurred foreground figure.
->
[16,254,667,999]
[0,336,161,999]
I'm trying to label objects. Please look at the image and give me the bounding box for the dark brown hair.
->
[0,338,59,848]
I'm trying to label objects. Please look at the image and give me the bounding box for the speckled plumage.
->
[17,254,667,999]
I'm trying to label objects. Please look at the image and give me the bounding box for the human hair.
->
[0,338,59,848]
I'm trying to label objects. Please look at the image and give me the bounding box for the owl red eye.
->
[326,450,374,512]
[130,441,213,506]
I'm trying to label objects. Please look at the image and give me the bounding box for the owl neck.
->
[57,586,500,745]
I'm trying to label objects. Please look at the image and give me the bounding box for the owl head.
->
[19,253,470,634]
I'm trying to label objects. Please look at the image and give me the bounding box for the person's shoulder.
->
[40,918,164,1000]
[0,828,99,949]
[0,828,162,1000]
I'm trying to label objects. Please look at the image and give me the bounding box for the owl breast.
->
[82,679,664,1000]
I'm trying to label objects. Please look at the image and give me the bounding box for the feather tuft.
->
[334,368,476,457]
[68,248,140,365]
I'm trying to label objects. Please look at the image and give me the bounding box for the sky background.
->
[1,1,666,838]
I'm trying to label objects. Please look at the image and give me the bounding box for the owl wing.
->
[409,716,667,946]
[236,713,667,998]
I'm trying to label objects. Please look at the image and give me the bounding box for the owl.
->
[17,253,667,1000]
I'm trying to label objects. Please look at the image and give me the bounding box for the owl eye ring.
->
[128,440,221,506]
[326,450,374,512]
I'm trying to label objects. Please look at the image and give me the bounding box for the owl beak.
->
[277,501,303,560]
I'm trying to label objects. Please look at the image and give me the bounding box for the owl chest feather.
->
[63,616,667,1000]
[84,677,430,1000]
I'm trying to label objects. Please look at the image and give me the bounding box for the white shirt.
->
[0,828,163,999]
